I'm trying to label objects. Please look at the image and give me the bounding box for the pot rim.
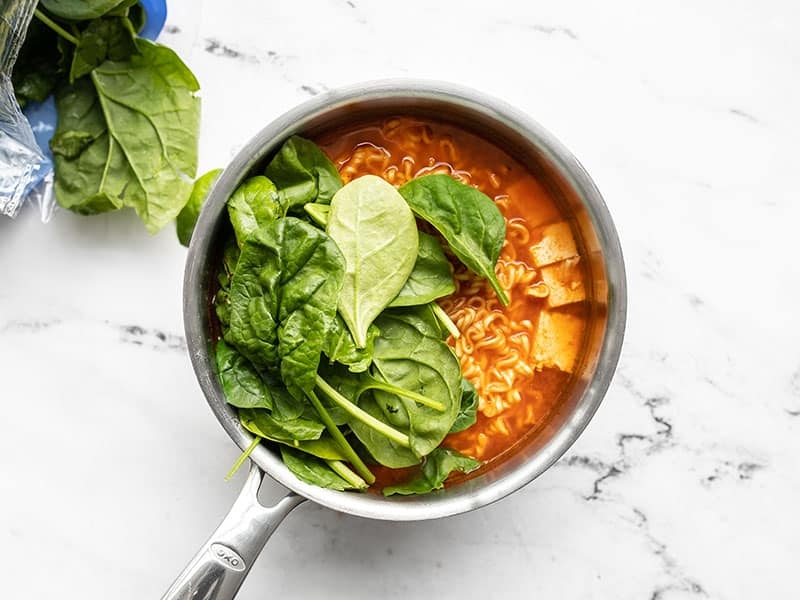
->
[183,77,627,521]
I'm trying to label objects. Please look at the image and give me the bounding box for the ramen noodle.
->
[315,117,588,475]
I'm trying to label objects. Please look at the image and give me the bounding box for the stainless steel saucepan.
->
[162,79,627,600]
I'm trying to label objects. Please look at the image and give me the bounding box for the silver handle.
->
[161,462,305,600]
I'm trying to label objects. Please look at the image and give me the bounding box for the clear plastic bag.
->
[0,0,55,220]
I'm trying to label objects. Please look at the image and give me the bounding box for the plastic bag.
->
[0,0,54,220]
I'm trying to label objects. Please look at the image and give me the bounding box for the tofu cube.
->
[529,221,579,267]
[533,310,585,373]
[540,257,586,308]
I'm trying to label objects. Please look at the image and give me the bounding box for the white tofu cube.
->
[540,257,586,308]
[533,310,585,373]
[529,221,579,267]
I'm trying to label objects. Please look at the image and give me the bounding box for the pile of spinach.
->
[12,1,201,233]
[213,135,509,495]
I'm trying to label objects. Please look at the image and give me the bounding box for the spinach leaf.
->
[227,176,281,246]
[177,168,223,247]
[51,78,123,214]
[240,408,324,443]
[225,217,345,399]
[382,447,482,496]
[53,40,200,232]
[264,136,342,213]
[11,18,63,107]
[322,314,378,373]
[280,447,365,491]
[70,16,138,82]
[304,202,330,228]
[399,174,509,305]
[87,39,200,232]
[327,175,419,348]
[40,0,133,21]
[388,232,455,308]
[450,378,479,433]
[348,307,462,467]
[216,339,304,418]
[215,340,272,410]
[214,238,239,329]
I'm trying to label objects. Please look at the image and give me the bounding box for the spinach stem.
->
[430,302,461,339]
[315,375,412,448]
[225,435,261,481]
[306,389,376,484]
[326,460,368,489]
[34,9,80,45]
[366,380,445,412]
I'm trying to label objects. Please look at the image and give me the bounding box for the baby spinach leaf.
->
[87,39,200,232]
[399,174,509,305]
[52,40,200,230]
[348,391,420,468]
[50,131,95,159]
[214,239,240,329]
[388,232,455,308]
[322,314,378,373]
[327,175,419,348]
[51,78,135,214]
[227,176,282,246]
[348,307,462,467]
[280,447,363,491]
[240,408,324,443]
[226,217,345,399]
[286,436,348,461]
[264,136,342,213]
[382,447,482,496]
[70,16,138,82]
[450,378,479,433]
[304,202,330,228]
[177,168,223,247]
[215,340,272,410]
[11,18,63,107]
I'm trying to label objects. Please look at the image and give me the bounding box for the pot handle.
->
[160,461,306,600]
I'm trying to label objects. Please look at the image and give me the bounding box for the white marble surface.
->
[2,1,798,598]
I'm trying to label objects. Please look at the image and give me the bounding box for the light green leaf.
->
[89,39,200,232]
[327,175,419,348]
[177,168,223,247]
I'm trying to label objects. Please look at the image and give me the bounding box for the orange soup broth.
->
[313,116,587,488]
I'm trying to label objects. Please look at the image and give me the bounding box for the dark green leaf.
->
[239,408,324,443]
[280,447,359,491]
[450,378,479,433]
[214,239,239,330]
[383,447,482,496]
[327,175,418,348]
[177,168,223,247]
[51,79,124,214]
[227,176,281,246]
[12,19,64,107]
[322,314,378,373]
[225,217,345,399]
[388,232,455,308]
[399,174,509,305]
[70,17,139,82]
[264,136,342,212]
[348,306,462,468]
[215,340,272,410]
